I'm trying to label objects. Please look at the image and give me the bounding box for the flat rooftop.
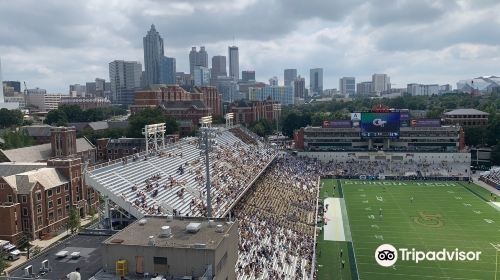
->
[103,216,236,250]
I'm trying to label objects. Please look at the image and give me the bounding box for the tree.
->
[17,231,33,260]
[1,129,35,150]
[164,115,180,135]
[45,109,68,126]
[491,140,500,165]
[0,251,7,273]
[127,107,172,137]
[0,108,23,128]
[68,207,81,234]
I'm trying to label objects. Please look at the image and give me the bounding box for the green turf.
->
[317,179,353,280]
[338,179,500,280]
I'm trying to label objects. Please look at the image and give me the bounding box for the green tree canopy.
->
[127,107,179,137]
[0,109,24,128]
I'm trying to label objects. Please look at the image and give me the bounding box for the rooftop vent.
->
[148,235,155,246]
[215,224,224,233]
[167,215,174,222]
[186,222,201,233]
[139,218,147,225]
[159,226,172,237]
[193,243,206,249]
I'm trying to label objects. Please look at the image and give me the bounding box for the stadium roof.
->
[443,108,489,115]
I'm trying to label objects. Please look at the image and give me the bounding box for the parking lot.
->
[8,234,109,280]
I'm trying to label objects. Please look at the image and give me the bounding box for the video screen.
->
[360,112,401,138]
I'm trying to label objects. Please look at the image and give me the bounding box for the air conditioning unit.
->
[186,222,201,233]
[159,226,171,237]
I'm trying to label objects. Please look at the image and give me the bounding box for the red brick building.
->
[229,99,279,126]
[0,128,98,243]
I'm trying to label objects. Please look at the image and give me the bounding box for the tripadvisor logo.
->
[375,244,481,267]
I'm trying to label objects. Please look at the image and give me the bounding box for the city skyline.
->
[0,0,499,92]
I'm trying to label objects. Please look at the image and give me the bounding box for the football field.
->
[318,179,500,280]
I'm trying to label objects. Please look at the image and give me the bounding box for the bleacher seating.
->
[480,167,500,187]
[85,127,277,218]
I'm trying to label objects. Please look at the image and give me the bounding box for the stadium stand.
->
[480,167,500,188]
[234,155,320,280]
[85,127,276,218]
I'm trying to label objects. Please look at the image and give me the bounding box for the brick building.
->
[229,99,279,126]
[96,138,145,162]
[0,127,99,243]
[443,108,489,127]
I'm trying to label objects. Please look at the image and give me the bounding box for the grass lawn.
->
[341,180,500,280]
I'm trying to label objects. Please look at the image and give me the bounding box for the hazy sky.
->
[0,0,499,93]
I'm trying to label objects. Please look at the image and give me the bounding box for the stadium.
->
[79,106,499,280]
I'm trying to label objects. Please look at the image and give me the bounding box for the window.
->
[57,198,62,205]
[37,216,42,226]
[47,189,53,197]
[48,211,54,220]
[64,184,69,191]
[22,207,28,216]
[56,186,61,194]
[21,195,27,203]
[36,192,42,201]
[125,149,129,154]
[7,195,13,203]
[57,208,63,218]
[37,205,42,214]
[48,201,53,209]
[65,195,70,203]
[153,257,168,264]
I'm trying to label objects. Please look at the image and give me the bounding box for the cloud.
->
[0,0,499,92]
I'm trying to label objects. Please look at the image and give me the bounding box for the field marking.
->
[323,197,346,241]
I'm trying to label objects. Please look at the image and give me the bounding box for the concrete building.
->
[339,77,356,96]
[407,83,439,96]
[193,66,210,86]
[189,47,208,77]
[159,56,176,85]
[213,76,238,102]
[356,81,373,95]
[372,74,391,95]
[293,76,305,99]
[269,76,278,86]
[143,24,164,87]
[443,108,489,127]
[284,69,297,86]
[109,60,142,106]
[69,84,86,97]
[4,93,25,108]
[211,55,227,78]
[439,84,452,94]
[309,68,323,95]
[175,72,192,87]
[25,89,61,112]
[228,46,239,81]
[102,216,238,279]
[248,85,294,105]
[241,70,255,82]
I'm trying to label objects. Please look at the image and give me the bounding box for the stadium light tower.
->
[200,115,216,217]
[225,113,234,128]
[142,123,166,154]
[273,103,282,134]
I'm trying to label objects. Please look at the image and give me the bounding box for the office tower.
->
[372,73,391,94]
[0,57,4,103]
[69,84,86,97]
[242,70,255,82]
[3,81,21,93]
[407,83,439,96]
[284,69,297,86]
[143,24,165,87]
[269,76,278,86]
[356,81,373,95]
[193,66,210,86]
[293,76,305,98]
[228,46,239,81]
[339,77,356,96]
[109,60,142,106]
[309,68,323,95]
[248,85,294,105]
[160,56,176,84]
[198,46,208,68]
[211,56,227,78]
[189,46,209,77]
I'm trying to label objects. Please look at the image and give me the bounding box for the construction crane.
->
[23,81,28,95]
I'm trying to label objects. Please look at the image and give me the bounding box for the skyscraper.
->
[339,77,356,96]
[160,56,176,84]
[228,46,239,81]
[284,69,297,86]
[0,57,4,103]
[310,68,323,95]
[189,46,209,76]
[109,60,142,106]
[372,74,391,94]
[242,71,255,82]
[193,66,210,86]
[293,76,305,99]
[269,76,278,86]
[211,56,227,78]
[143,24,164,87]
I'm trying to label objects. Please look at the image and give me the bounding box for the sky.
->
[0,0,499,93]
